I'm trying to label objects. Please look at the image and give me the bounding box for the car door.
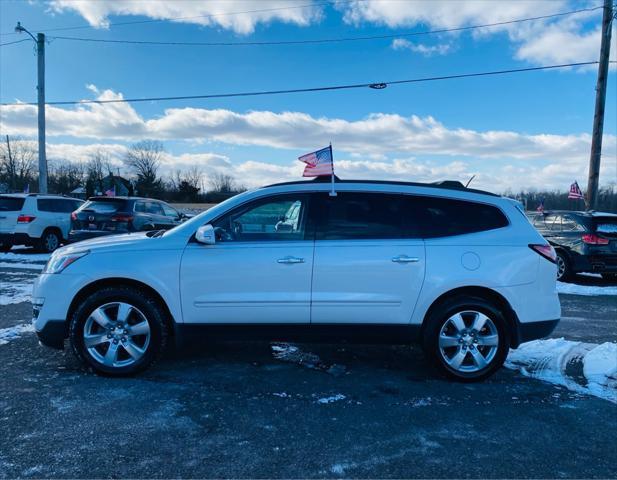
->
[160,202,182,227]
[180,193,314,324]
[310,192,425,325]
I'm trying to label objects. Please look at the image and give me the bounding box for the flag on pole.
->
[536,198,545,212]
[298,145,333,177]
[104,185,116,197]
[568,181,584,200]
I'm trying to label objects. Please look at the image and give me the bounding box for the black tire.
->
[0,241,11,253]
[555,251,572,282]
[422,295,510,382]
[38,229,61,253]
[69,286,168,376]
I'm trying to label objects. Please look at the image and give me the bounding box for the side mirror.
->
[195,224,216,245]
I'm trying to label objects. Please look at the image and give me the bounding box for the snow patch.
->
[0,281,33,305]
[0,262,44,271]
[557,281,617,296]
[1,252,51,262]
[271,342,347,375]
[317,394,346,404]
[506,338,617,403]
[0,323,35,345]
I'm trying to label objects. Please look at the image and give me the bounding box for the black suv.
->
[528,210,617,281]
[69,196,187,243]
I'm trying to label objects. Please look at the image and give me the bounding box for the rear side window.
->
[80,200,125,213]
[0,196,25,211]
[315,192,408,240]
[415,196,509,238]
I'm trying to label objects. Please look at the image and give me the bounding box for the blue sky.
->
[0,0,615,191]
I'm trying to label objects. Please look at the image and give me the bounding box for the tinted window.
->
[37,199,61,212]
[315,192,408,240]
[212,194,308,242]
[0,196,25,211]
[161,203,179,218]
[134,201,146,213]
[145,202,164,215]
[418,196,509,238]
[561,215,584,232]
[80,199,125,213]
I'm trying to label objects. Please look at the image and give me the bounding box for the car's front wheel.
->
[423,296,510,382]
[69,286,168,376]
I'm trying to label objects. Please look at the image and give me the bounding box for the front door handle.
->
[277,256,305,264]
[392,255,420,263]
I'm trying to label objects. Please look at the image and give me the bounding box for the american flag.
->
[536,198,545,212]
[298,145,333,177]
[105,185,116,197]
[568,181,584,200]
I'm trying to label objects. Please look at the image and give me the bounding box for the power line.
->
[0,1,349,37]
[47,6,608,47]
[0,38,30,47]
[0,61,599,107]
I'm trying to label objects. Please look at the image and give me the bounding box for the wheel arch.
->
[421,285,521,347]
[66,277,176,337]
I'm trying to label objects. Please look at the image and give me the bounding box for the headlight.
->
[42,250,89,274]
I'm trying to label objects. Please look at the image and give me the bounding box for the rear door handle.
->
[277,256,305,264]
[392,255,420,263]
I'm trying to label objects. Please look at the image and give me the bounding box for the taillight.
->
[71,212,77,221]
[17,214,36,223]
[582,234,609,245]
[529,244,557,264]
[111,214,133,223]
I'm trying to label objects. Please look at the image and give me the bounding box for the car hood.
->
[59,232,153,254]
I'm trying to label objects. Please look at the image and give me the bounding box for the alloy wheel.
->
[438,310,499,373]
[44,232,59,252]
[83,302,151,368]
[556,255,566,280]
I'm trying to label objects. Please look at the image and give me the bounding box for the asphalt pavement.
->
[0,254,616,479]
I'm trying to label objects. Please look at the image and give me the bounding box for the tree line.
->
[1,135,616,212]
[0,137,245,203]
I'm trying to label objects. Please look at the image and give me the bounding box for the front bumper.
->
[36,320,67,349]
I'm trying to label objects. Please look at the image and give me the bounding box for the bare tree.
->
[49,159,86,194]
[85,149,112,196]
[124,140,164,196]
[0,136,36,192]
[208,172,238,194]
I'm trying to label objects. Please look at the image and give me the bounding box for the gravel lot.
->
[1,250,616,479]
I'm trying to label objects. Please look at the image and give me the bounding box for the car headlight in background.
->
[42,250,89,274]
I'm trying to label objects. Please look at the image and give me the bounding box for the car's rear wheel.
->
[38,229,61,253]
[69,286,168,376]
[555,251,572,281]
[423,296,510,382]
[0,241,11,252]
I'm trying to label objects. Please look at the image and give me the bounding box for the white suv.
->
[0,194,84,253]
[32,179,560,380]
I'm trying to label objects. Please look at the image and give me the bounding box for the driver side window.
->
[211,195,308,242]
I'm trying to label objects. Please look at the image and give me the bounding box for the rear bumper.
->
[0,232,36,246]
[514,318,560,347]
[568,251,617,273]
[68,230,115,243]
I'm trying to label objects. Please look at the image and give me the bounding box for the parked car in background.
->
[34,179,560,380]
[0,194,84,253]
[528,210,617,281]
[68,196,187,243]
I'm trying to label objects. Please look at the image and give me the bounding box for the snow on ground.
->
[1,251,51,262]
[506,338,617,403]
[317,394,346,404]
[0,281,33,305]
[0,323,35,345]
[557,282,617,296]
[0,262,45,271]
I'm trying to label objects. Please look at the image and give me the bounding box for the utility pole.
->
[14,22,47,193]
[5,135,15,191]
[586,0,613,211]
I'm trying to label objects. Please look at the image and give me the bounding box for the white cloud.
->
[391,38,452,56]
[2,86,614,164]
[49,0,322,35]
[340,0,614,67]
